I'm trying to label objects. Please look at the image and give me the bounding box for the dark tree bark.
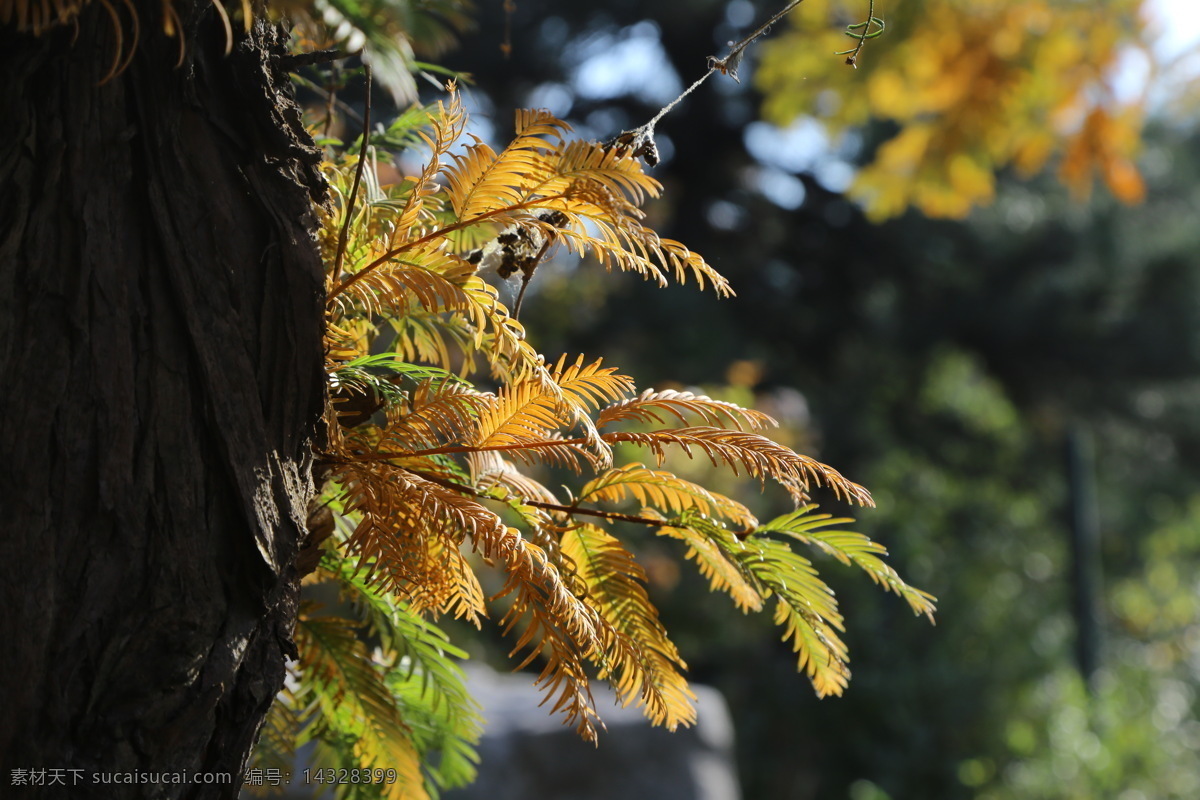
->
[0,3,327,797]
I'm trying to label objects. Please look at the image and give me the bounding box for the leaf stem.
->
[605,0,808,162]
[291,73,365,128]
[708,0,808,82]
[326,194,570,306]
[334,66,372,280]
[345,436,593,461]
[835,0,886,68]
[402,467,672,528]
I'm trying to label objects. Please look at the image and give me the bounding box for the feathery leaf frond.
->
[377,378,489,450]
[290,0,473,103]
[562,524,697,730]
[656,518,765,613]
[295,611,428,798]
[603,427,873,506]
[471,380,574,450]
[549,354,636,411]
[596,388,776,431]
[330,256,478,322]
[478,525,606,742]
[471,452,563,505]
[664,514,852,697]
[578,463,757,529]
[335,463,494,622]
[323,556,484,791]
[732,536,851,698]
[758,507,938,622]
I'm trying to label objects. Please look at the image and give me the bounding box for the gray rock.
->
[445,667,741,800]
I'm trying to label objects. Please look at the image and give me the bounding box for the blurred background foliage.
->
[295,0,1200,796]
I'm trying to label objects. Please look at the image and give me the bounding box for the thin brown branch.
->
[334,66,372,280]
[511,236,554,319]
[276,48,362,71]
[835,0,884,68]
[290,73,365,128]
[525,500,669,528]
[501,0,516,58]
[605,0,808,163]
[343,436,590,461]
[326,194,571,306]
[708,0,807,83]
[400,467,674,528]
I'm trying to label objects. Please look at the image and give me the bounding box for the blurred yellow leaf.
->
[757,0,1150,219]
[1060,107,1147,202]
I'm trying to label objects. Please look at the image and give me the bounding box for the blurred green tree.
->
[441,1,1200,797]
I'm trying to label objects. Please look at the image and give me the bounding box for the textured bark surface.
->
[0,5,326,797]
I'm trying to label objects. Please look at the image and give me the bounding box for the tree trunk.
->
[0,3,326,797]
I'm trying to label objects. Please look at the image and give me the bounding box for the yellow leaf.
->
[758,0,1149,219]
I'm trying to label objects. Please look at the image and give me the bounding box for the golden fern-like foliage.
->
[294,610,428,797]
[561,523,697,730]
[311,86,935,758]
[249,555,485,798]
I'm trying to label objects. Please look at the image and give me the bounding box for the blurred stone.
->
[445,666,741,800]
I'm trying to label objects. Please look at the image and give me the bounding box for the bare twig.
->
[326,193,571,305]
[333,66,372,281]
[708,0,808,84]
[604,0,808,164]
[290,73,365,129]
[501,0,517,58]
[398,467,680,529]
[344,434,591,461]
[512,236,554,319]
[835,0,886,68]
[275,48,361,71]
